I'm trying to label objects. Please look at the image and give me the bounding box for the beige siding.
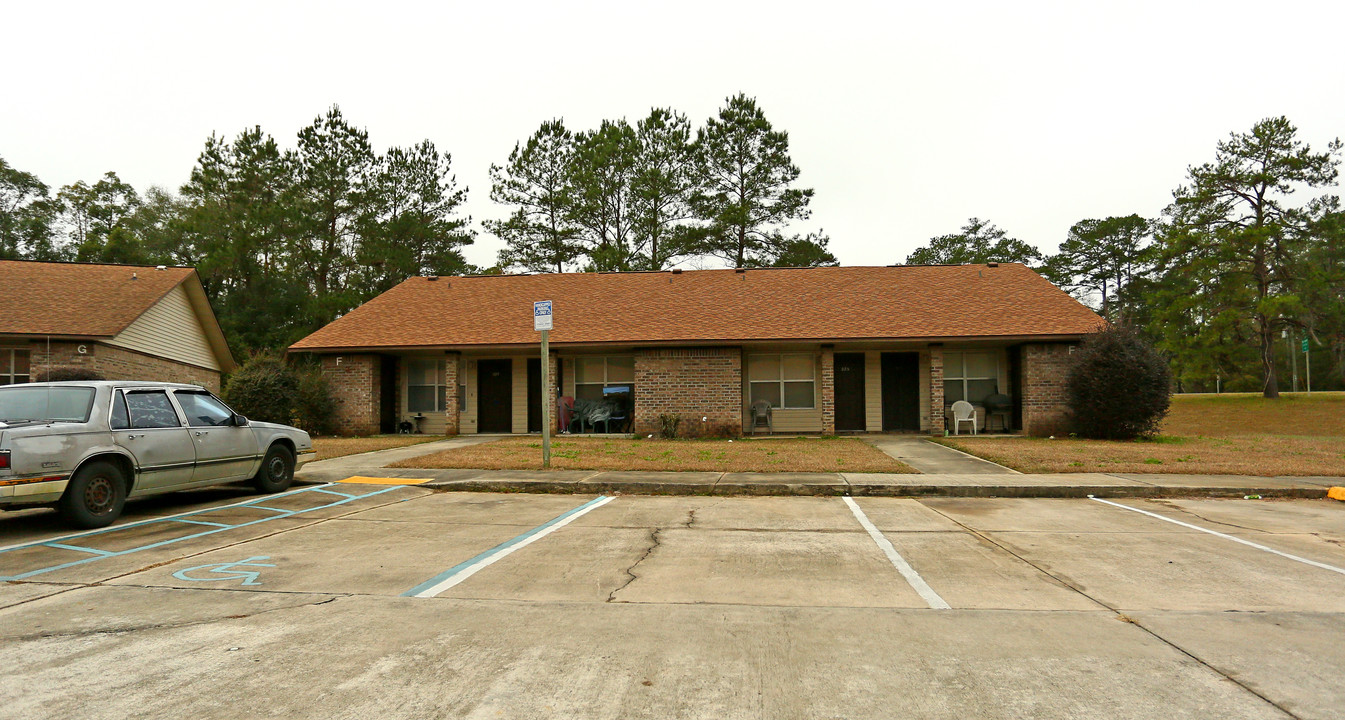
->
[864,352,882,432]
[460,359,479,434]
[511,357,529,434]
[108,285,220,370]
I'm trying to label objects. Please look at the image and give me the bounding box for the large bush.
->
[222,353,301,427]
[34,367,105,382]
[292,364,337,435]
[1066,325,1172,439]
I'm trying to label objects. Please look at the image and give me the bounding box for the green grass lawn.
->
[937,392,1345,476]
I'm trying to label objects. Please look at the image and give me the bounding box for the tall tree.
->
[904,217,1044,266]
[1046,215,1154,322]
[692,94,826,267]
[56,172,141,261]
[486,120,584,273]
[570,119,640,271]
[290,106,376,326]
[631,108,699,270]
[1159,116,1341,398]
[1299,208,1345,387]
[0,156,58,260]
[357,140,475,294]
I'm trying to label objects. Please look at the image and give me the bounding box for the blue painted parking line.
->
[403,495,616,598]
[45,543,114,557]
[0,485,404,582]
[246,506,289,513]
[170,518,235,528]
[311,487,360,499]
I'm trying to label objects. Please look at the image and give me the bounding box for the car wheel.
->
[252,444,295,494]
[59,461,128,529]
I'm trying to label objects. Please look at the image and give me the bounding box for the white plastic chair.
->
[950,400,978,435]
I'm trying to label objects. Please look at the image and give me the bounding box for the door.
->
[834,353,867,432]
[113,389,196,491]
[173,390,259,482]
[527,358,542,433]
[881,352,920,431]
[477,359,513,433]
[379,355,397,434]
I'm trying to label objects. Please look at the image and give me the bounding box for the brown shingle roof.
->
[290,264,1103,351]
[0,260,197,338]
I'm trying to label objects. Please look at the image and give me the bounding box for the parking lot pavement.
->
[1,489,1343,719]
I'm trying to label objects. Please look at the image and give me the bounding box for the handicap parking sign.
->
[534,300,553,331]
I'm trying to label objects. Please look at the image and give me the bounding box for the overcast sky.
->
[4,1,1342,269]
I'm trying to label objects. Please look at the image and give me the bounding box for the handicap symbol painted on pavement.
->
[172,556,275,586]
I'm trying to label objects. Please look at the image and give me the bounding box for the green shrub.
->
[223,353,300,426]
[658,413,682,439]
[33,367,105,382]
[292,365,337,435]
[1066,325,1172,439]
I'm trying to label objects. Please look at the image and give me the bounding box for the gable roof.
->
[0,260,236,371]
[290,264,1103,351]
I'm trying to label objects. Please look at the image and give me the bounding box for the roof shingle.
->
[290,264,1104,351]
[0,260,196,338]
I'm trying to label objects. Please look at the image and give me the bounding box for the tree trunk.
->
[1259,317,1280,398]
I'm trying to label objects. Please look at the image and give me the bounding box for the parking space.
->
[1,487,1343,718]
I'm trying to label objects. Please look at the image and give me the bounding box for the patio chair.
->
[587,403,614,433]
[950,400,978,435]
[570,398,594,433]
[750,400,773,434]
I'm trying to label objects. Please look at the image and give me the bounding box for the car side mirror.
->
[233,414,249,427]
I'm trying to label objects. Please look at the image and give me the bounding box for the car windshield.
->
[0,386,97,423]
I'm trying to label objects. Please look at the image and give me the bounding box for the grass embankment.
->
[937,392,1345,476]
[390,436,916,474]
[310,435,444,461]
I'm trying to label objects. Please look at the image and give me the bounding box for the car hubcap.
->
[85,477,115,514]
[269,457,286,480]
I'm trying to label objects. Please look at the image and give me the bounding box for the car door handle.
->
[126,434,142,440]
[194,431,209,437]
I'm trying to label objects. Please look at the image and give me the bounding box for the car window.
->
[110,390,130,430]
[175,391,235,427]
[125,391,182,429]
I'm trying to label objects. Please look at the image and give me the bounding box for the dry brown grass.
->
[939,391,1345,476]
[389,436,916,473]
[311,435,443,461]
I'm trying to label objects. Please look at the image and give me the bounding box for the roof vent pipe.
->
[427,276,439,281]
[987,262,999,268]
[671,268,682,274]
[734,268,746,274]
[156,265,167,270]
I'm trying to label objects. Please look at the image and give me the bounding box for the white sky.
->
[3,0,1342,269]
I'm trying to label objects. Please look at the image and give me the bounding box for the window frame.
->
[943,351,1000,406]
[123,389,185,429]
[747,353,817,410]
[406,358,448,414]
[173,390,237,427]
[572,356,636,401]
[0,349,31,386]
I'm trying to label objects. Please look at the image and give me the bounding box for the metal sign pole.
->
[542,328,551,468]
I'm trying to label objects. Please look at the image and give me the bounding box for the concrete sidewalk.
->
[294,436,1340,499]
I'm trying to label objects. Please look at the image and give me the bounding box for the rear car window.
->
[110,390,130,430]
[126,391,182,429]
[0,386,97,423]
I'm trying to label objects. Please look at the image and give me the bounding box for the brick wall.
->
[633,347,742,437]
[1021,343,1076,437]
[820,348,835,435]
[321,354,380,436]
[928,344,945,435]
[443,353,460,435]
[27,341,221,391]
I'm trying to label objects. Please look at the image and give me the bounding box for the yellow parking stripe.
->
[338,476,433,485]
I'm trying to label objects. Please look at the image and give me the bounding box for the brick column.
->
[1021,343,1074,436]
[928,344,945,435]
[322,354,380,436]
[443,352,460,435]
[548,352,560,432]
[820,348,835,435]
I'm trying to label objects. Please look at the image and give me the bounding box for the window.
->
[407,358,447,413]
[110,390,130,430]
[0,385,95,422]
[573,356,635,403]
[126,391,182,429]
[0,349,30,386]
[748,354,816,409]
[175,391,235,427]
[944,352,999,406]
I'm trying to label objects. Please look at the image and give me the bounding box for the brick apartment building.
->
[290,264,1102,438]
[0,261,236,391]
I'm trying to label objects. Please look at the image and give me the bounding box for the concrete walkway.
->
[863,434,1017,474]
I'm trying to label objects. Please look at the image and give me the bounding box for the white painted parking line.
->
[1089,496,1345,577]
[843,497,950,609]
[403,495,617,599]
